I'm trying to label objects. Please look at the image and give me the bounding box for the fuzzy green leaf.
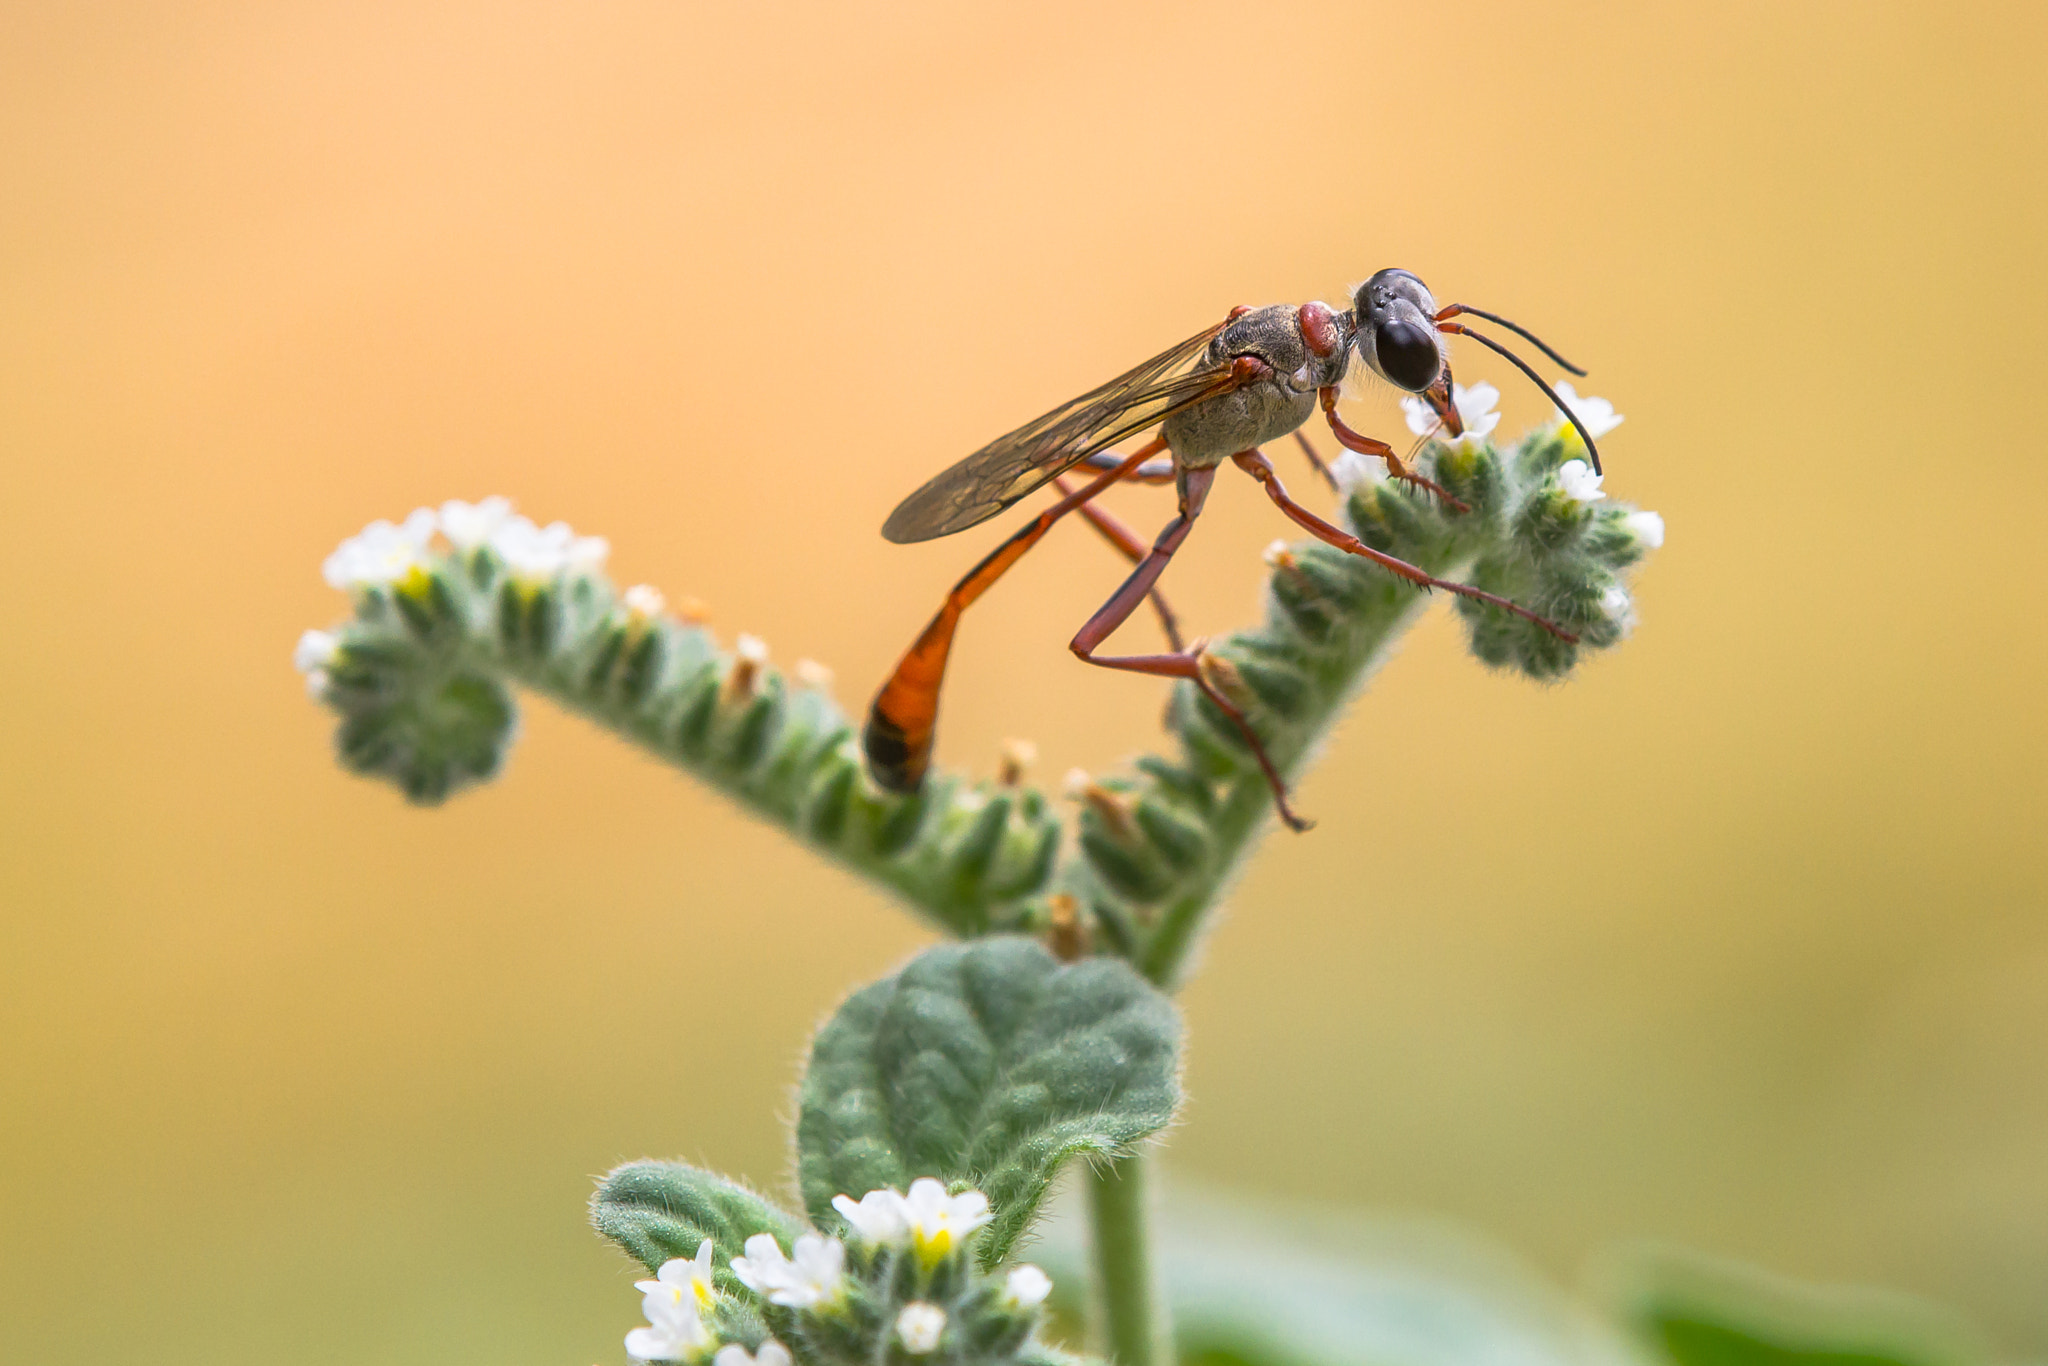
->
[592,1160,809,1284]
[796,937,1181,1267]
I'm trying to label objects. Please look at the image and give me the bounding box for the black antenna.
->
[1438,321,1603,475]
[1435,305,1587,376]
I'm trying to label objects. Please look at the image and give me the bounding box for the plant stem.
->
[1087,1153,1167,1366]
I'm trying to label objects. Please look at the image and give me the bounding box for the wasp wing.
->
[880,321,1236,544]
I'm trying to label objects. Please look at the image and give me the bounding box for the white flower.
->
[831,1179,990,1265]
[734,633,769,667]
[730,1232,847,1309]
[294,629,339,674]
[567,532,610,574]
[1328,449,1388,493]
[901,1178,991,1263]
[831,1188,910,1247]
[638,1239,719,1313]
[438,496,514,550]
[622,584,667,622]
[1002,1264,1053,1310]
[793,659,834,691]
[490,516,610,583]
[626,1239,717,1362]
[714,1343,792,1366]
[294,629,339,699]
[1600,584,1638,637]
[895,1302,947,1355]
[1557,459,1606,503]
[1401,381,1500,445]
[1061,767,1092,799]
[1261,539,1293,568]
[1550,381,1625,440]
[1624,509,1666,549]
[321,508,437,590]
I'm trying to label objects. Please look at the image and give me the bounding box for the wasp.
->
[864,269,1603,830]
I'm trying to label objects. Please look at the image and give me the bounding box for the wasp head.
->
[1352,268,1446,393]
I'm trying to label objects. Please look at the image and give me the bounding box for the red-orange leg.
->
[864,437,1169,792]
[1067,465,1314,833]
[1316,387,1471,513]
[1053,474,1185,652]
[1231,449,1578,642]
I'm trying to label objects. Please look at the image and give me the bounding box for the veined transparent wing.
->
[880,321,1235,544]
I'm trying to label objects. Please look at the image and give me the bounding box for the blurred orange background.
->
[3,2,2044,1362]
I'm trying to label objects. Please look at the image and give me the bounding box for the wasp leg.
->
[1071,451,1177,483]
[1315,387,1471,513]
[1231,449,1578,642]
[863,438,1168,793]
[1053,473,1185,652]
[1067,464,1313,833]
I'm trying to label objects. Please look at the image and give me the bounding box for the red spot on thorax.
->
[1298,301,1339,358]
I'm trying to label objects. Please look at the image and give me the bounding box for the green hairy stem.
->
[304,423,1655,977]
[1087,1157,1167,1366]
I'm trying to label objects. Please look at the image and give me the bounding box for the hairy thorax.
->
[1161,303,1350,468]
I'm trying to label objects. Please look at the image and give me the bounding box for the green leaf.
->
[592,1160,810,1286]
[1033,1182,1641,1366]
[1614,1249,1976,1366]
[796,937,1181,1267]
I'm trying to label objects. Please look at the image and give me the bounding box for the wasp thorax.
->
[1353,268,1445,393]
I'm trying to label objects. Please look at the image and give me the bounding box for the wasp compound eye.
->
[1374,318,1440,391]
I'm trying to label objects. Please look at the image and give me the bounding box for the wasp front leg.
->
[1232,449,1576,642]
[1316,387,1470,513]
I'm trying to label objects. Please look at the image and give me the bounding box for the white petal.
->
[1329,449,1386,493]
[294,629,339,673]
[1399,394,1436,437]
[1625,509,1665,549]
[1004,1264,1053,1308]
[1557,459,1607,503]
[833,1189,910,1245]
[756,1344,793,1366]
[1600,584,1639,636]
[1454,380,1501,423]
[623,583,666,618]
[626,1326,682,1361]
[567,534,610,574]
[904,1178,949,1221]
[944,1188,990,1232]
[896,1302,947,1354]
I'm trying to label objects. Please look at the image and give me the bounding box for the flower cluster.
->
[832,1178,992,1267]
[619,1181,1050,1365]
[315,497,609,597]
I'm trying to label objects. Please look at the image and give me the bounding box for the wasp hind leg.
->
[1066,462,1313,833]
[862,439,1168,792]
